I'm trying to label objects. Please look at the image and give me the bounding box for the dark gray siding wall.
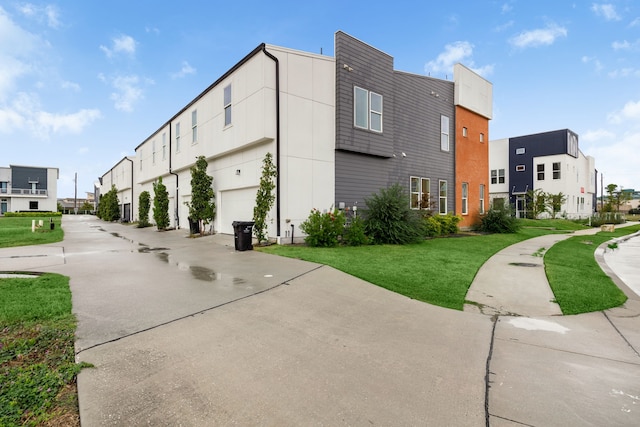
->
[392,71,455,212]
[11,166,48,190]
[334,31,455,212]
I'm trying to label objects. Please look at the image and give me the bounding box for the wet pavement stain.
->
[138,247,169,254]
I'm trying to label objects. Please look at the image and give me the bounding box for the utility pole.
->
[74,172,78,215]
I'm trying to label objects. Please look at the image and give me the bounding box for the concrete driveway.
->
[2,215,639,426]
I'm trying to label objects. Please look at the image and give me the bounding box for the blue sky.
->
[1,0,639,198]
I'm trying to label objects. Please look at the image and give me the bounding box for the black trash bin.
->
[188,217,199,235]
[232,221,255,251]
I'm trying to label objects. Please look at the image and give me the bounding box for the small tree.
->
[186,156,215,235]
[545,192,567,219]
[253,152,277,244]
[138,191,151,228]
[153,177,170,230]
[80,200,94,213]
[526,189,547,219]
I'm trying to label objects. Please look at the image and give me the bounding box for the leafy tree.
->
[153,177,170,230]
[57,202,64,213]
[185,156,215,235]
[525,188,547,219]
[545,192,567,219]
[99,185,120,222]
[80,201,94,213]
[604,184,631,212]
[253,152,277,244]
[138,191,151,228]
[363,183,424,244]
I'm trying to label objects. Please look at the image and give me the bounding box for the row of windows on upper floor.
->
[354,86,484,152]
[491,162,564,183]
[409,176,486,216]
[142,84,232,169]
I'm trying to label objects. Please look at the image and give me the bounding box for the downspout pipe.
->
[168,123,179,229]
[262,46,281,238]
[124,157,134,222]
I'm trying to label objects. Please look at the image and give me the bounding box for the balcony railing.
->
[10,188,48,196]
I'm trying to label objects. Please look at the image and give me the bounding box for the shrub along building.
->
[98,31,493,240]
[488,129,597,219]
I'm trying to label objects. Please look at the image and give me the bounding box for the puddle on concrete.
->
[509,262,540,267]
[138,247,169,254]
[188,265,247,285]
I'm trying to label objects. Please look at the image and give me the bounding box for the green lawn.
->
[260,220,638,313]
[261,227,560,310]
[545,224,640,314]
[0,216,63,248]
[0,273,87,427]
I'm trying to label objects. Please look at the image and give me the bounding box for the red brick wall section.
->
[455,106,489,229]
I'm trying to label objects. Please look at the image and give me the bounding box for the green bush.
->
[477,207,520,233]
[343,216,369,246]
[364,184,424,245]
[423,216,442,237]
[138,191,151,228]
[300,208,345,247]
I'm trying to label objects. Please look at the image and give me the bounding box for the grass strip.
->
[0,273,88,427]
[261,228,556,310]
[0,217,63,248]
[545,224,640,315]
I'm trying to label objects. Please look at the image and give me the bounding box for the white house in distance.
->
[489,129,597,218]
[0,165,59,214]
[99,156,136,222]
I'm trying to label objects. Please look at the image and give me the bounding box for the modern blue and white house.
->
[489,129,597,218]
[99,31,493,240]
[0,165,59,214]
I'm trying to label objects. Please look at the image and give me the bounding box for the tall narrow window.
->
[354,86,383,132]
[480,133,485,143]
[162,133,167,161]
[175,122,181,152]
[139,148,143,170]
[537,164,545,180]
[498,169,505,184]
[439,180,447,214]
[152,141,156,165]
[421,178,430,209]
[461,182,468,215]
[191,110,198,144]
[462,127,468,137]
[224,84,232,127]
[410,177,430,209]
[491,170,497,184]
[553,162,561,179]
[479,184,486,214]
[370,92,382,132]
[441,115,450,151]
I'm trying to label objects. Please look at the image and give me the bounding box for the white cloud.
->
[581,128,616,142]
[581,55,604,73]
[425,41,494,78]
[612,39,640,50]
[630,17,640,27]
[591,3,621,21]
[0,7,42,101]
[171,61,196,79]
[18,3,61,28]
[104,74,153,112]
[0,92,101,138]
[607,100,640,124]
[608,68,640,78]
[509,24,567,49]
[61,81,81,92]
[100,34,137,58]
[494,20,514,32]
[501,3,513,14]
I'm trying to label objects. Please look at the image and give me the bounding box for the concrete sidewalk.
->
[1,216,639,426]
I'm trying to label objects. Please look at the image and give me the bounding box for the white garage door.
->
[219,187,258,235]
